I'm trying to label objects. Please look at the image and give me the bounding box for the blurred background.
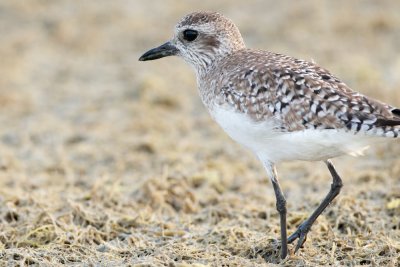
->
[0,0,399,265]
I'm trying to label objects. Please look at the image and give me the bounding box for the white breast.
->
[211,105,375,163]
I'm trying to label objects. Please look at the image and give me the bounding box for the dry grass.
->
[0,0,399,266]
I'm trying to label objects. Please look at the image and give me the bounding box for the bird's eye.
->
[183,29,198,41]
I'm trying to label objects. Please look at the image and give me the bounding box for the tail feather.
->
[375,118,400,127]
[392,108,400,118]
[369,107,400,138]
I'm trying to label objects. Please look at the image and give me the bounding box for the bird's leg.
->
[287,159,343,253]
[263,162,288,259]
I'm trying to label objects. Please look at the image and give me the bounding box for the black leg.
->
[287,159,343,252]
[263,162,288,259]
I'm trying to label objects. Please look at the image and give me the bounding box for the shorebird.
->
[139,11,400,259]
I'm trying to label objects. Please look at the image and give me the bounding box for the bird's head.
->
[139,11,245,73]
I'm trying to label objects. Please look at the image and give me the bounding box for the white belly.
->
[211,105,374,163]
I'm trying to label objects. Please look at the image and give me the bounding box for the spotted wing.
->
[218,51,400,137]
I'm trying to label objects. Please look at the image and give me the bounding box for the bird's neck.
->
[193,47,245,77]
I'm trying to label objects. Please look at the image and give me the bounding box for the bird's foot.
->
[287,221,312,253]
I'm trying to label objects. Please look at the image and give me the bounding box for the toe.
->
[294,233,307,253]
[287,233,298,243]
[287,228,300,244]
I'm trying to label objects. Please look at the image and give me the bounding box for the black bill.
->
[139,41,178,61]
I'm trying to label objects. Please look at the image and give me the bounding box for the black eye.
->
[183,29,198,41]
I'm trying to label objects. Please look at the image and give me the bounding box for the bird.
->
[139,11,400,259]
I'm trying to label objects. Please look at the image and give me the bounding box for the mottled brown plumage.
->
[205,49,400,137]
[139,11,399,260]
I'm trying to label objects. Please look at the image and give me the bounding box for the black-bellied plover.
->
[139,11,400,259]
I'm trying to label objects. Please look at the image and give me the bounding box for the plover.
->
[139,11,400,259]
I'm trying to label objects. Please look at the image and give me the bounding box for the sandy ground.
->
[0,0,399,266]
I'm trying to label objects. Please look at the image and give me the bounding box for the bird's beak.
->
[139,41,178,61]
